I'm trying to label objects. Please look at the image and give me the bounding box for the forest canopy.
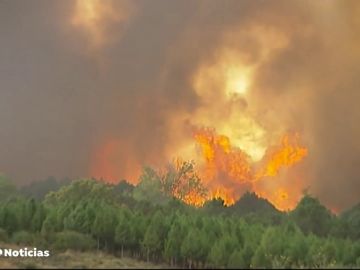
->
[0,164,359,269]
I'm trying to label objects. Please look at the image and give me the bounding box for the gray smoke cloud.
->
[0,0,359,210]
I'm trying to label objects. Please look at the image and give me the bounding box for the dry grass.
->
[0,243,167,269]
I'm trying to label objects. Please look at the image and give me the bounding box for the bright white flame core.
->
[225,67,250,96]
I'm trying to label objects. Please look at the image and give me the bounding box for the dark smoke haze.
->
[1,0,360,210]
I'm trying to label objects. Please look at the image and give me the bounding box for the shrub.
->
[32,233,50,249]
[0,228,8,242]
[12,231,34,245]
[53,231,96,251]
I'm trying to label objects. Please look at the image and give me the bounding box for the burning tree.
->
[161,159,208,207]
[133,160,208,206]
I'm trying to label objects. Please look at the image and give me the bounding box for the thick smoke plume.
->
[1,0,360,210]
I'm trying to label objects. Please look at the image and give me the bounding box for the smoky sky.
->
[1,0,360,210]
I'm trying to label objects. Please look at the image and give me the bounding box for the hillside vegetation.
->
[0,163,359,268]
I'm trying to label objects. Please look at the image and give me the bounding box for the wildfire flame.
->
[255,134,308,179]
[85,20,308,211]
[194,128,253,184]
[90,128,308,210]
[212,188,236,206]
[190,128,308,209]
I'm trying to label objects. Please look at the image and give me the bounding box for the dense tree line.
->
[0,165,359,268]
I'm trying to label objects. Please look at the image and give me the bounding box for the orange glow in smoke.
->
[90,139,141,184]
[71,0,132,49]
